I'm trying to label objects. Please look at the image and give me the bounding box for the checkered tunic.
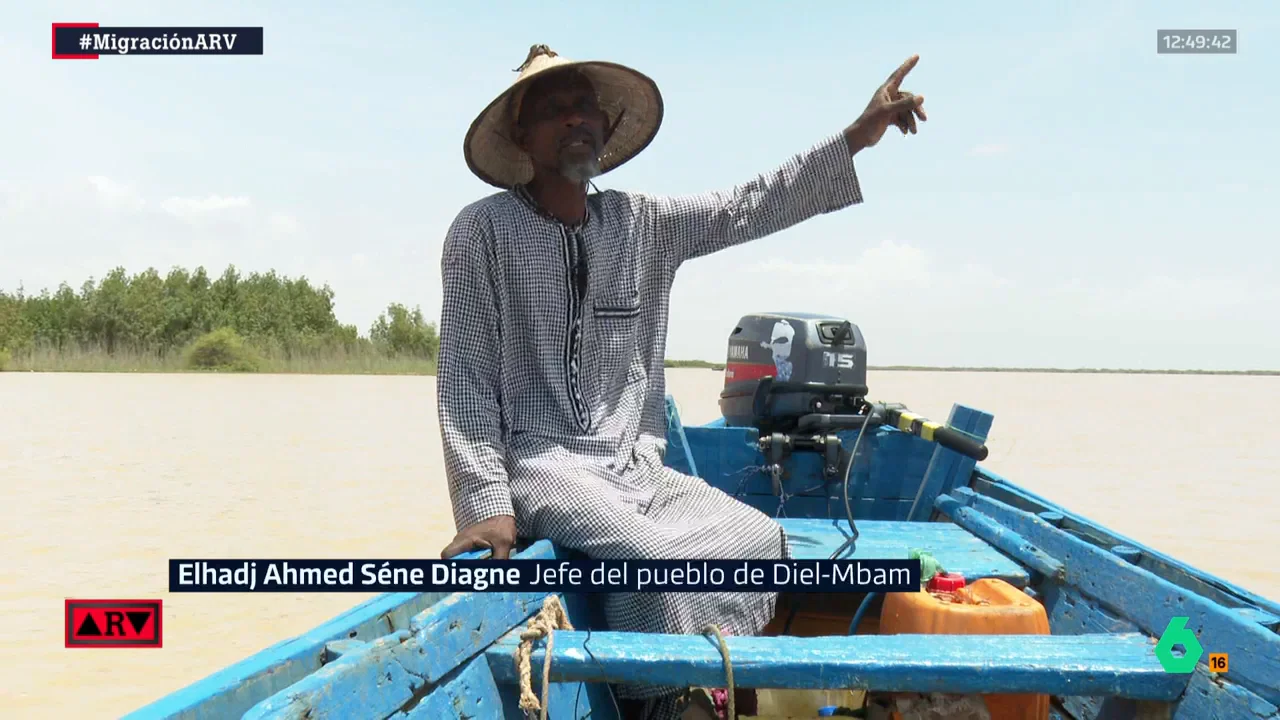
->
[438,133,863,711]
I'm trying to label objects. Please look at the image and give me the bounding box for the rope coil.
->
[514,595,574,720]
[513,600,737,719]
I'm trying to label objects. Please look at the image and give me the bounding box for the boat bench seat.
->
[777,517,1030,587]
[486,629,1187,700]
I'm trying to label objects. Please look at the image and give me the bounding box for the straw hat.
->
[463,44,664,189]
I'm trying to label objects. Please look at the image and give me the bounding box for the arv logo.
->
[65,598,163,648]
[823,351,856,369]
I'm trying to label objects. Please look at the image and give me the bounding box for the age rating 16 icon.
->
[1155,616,1226,674]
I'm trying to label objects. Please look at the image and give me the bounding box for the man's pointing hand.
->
[844,54,928,154]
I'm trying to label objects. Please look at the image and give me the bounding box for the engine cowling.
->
[718,312,869,431]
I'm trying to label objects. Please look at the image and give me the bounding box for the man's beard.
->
[559,153,601,184]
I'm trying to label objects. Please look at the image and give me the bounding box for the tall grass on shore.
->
[0,265,438,374]
[1,337,435,374]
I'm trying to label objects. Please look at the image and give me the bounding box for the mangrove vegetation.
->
[0,265,439,373]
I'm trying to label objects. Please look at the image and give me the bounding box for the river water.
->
[2,369,1276,717]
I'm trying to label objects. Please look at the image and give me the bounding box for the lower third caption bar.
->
[170,559,921,593]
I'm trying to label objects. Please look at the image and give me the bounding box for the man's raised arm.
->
[643,55,927,266]
[436,208,517,559]
[642,133,864,265]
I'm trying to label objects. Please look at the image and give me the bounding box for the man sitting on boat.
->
[437,43,926,719]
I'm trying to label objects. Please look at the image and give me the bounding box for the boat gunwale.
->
[120,589,465,718]
[969,464,1280,620]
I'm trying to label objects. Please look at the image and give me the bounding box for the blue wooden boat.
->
[124,314,1280,720]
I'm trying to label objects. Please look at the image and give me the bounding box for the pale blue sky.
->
[2,2,1277,370]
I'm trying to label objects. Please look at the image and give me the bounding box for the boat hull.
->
[125,400,1280,720]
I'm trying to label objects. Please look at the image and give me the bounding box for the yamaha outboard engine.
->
[719,312,869,434]
[712,311,988,544]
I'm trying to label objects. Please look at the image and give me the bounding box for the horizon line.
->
[663,359,1279,377]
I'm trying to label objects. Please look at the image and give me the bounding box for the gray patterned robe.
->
[437,132,863,711]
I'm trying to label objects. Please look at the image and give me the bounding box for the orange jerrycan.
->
[880,570,1051,720]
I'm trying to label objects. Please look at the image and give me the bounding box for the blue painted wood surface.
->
[120,591,448,720]
[1171,666,1280,720]
[909,403,993,521]
[934,493,1065,582]
[1036,581,1279,720]
[391,652,517,720]
[1235,607,1280,633]
[680,423,939,521]
[675,402,992,524]
[240,556,569,718]
[1039,582,1142,720]
[241,592,550,719]
[749,494,923,521]
[946,486,1280,710]
[122,542,555,720]
[776,517,1029,586]
[663,394,699,478]
[484,629,1187,700]
[974,469,1280,716]
[971,466,1280,620]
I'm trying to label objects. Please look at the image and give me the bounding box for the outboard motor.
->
[719,313,869,433]
[711,311,988,554]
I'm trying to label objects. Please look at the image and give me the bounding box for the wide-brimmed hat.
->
[463,44,664,189]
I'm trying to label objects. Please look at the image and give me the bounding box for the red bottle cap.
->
[927,572,966,592]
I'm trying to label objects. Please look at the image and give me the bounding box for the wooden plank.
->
[241,588,556,719]
[390,650,618,720]
[1172,666,1279,720]
[912,403,993,521]
[234,542,563,719]
[683,425,761,493]
[683,421,948,523]
[240,628,423,720]
[484,630,1186,700]
[777,518,1029,587]
[935,493,1065,582]
[932,405,994,497]
[733,494,916,521]
[125,543,562,719]
[1236,608,1280,633]
[391,616,617,720]
[971,467,1280,620]
[686,425,936,502]
[1037,581,1278,720]
[323,638,367,662]
[120,591,448,720]
[1038,576,1148,719]
[950,487,1280,708]
[392,652,518,720]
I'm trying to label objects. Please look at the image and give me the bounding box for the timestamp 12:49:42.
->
[1157,29,1237,54]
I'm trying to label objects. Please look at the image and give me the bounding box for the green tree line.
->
[0,265,438,373]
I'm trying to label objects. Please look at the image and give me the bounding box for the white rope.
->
[513,595,574,720]
[702,624,735,719]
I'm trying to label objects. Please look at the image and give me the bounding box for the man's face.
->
[514,71,609,183]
